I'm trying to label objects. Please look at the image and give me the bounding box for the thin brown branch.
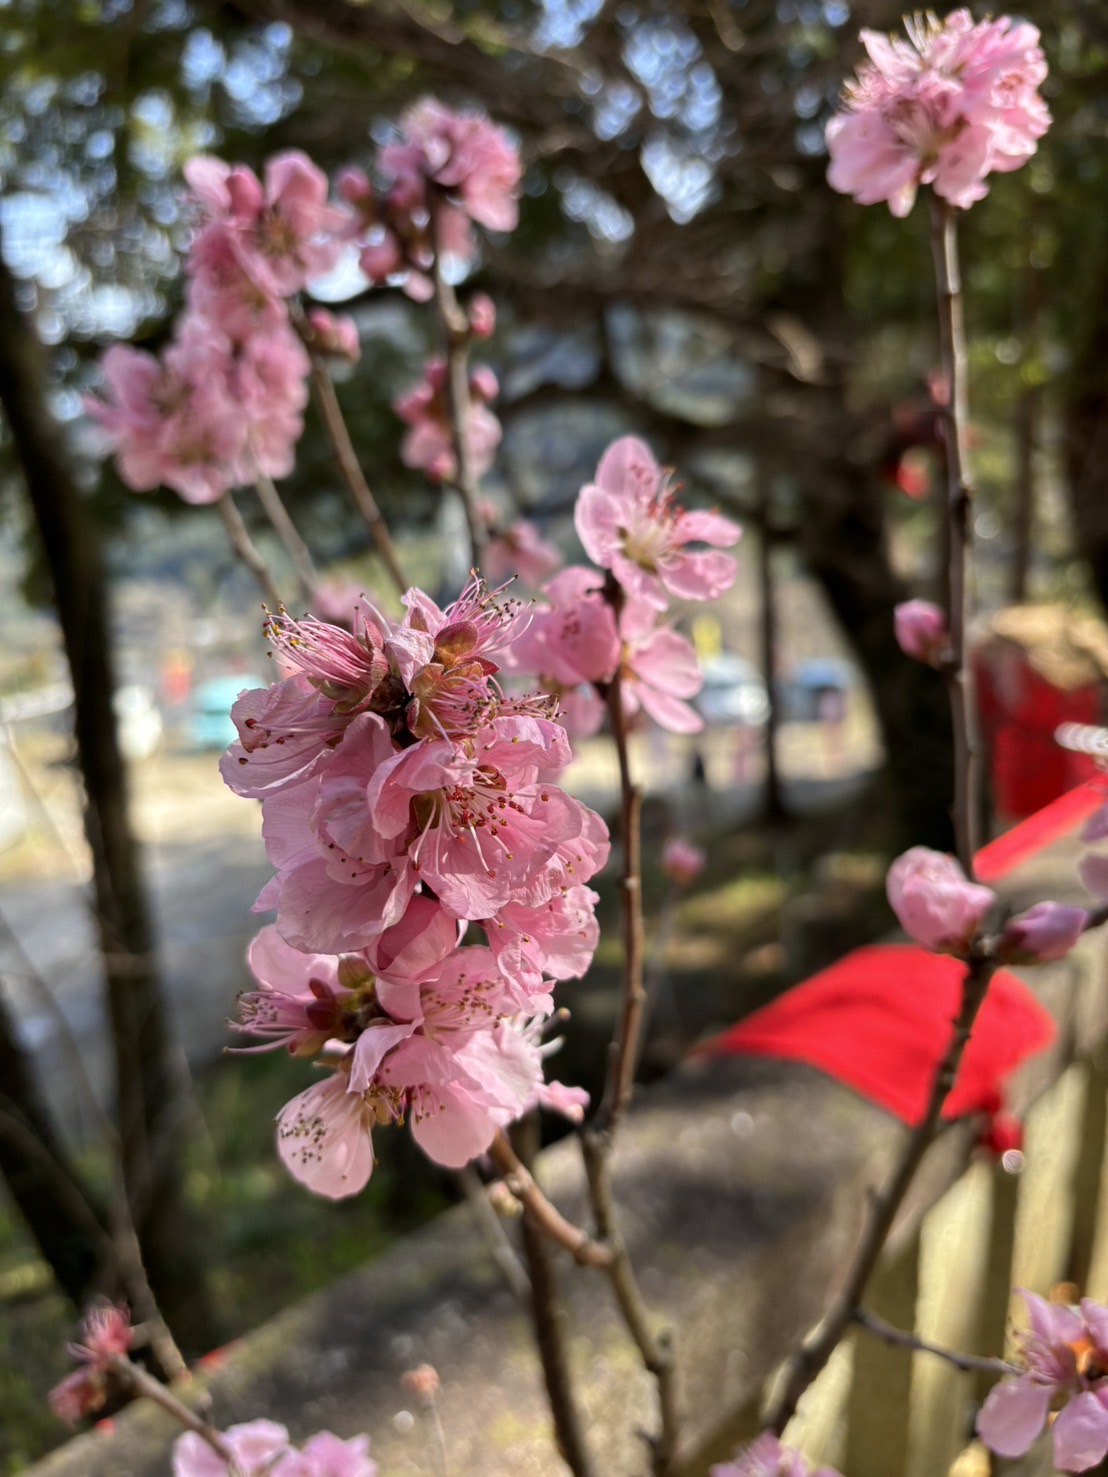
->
[253,470,318,607]
[766,950,996,1434]
[305,355,409,598]
[487,1131,612,1268]
[930,197,980,876]
[217,492,283,609]
[429,196,489,571]
[582,1129,680,1475]
[512,1118,597,1477]
[853,1307,1017,1377]
[109,1356,231,1460]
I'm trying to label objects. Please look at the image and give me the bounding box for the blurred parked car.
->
[781,658,857,722]
[696,654,770,727]
[188,675,264,750]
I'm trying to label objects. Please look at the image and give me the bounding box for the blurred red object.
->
[699,944,1054,1127]
[975,605,1107,820]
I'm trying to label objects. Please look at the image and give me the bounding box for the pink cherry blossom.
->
[886,846,995,953]
[272,1431,378,1477]
[394,357,501,482]
[711,1433,841,1476]
[276,1066,381,1200]
[575,437,741,610]
[173,1420,292,1477]
[827,10,1050,217]
[999,902,1088,965]
[382,98,522,234]
[85,330,246,504]
[620,600,704,734]
[48,1301,132,1425]
[894,599,948,665]
[484,886,601,996]
[219,674,351,801]
[185,150,349,299]
[231,926,355,1057]
[977,1290,1108,1470]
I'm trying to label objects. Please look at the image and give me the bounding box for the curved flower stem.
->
[487,1131,612,1268]
[597,650,646,1133]
[290,302,407,599]
[217,492,283,609]
[931,196,980,876]
[766,950,996,1434]
[109,1354,232,1460]
[253,470,318,608]
[853,1307,1018,1377]
[428,196,489,572]
[307,356,409,599]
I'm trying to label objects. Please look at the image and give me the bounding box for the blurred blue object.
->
[782,658,857,721]
[188,675,263,750]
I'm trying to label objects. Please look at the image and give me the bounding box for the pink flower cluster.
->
[977,1290,1108,1471]
[394,358,502,482]
[174,1419,376,1477]
[87,150,354,503]
[482,511,561,589]
[711,1434,841,1477]
[827,9,1050,217]
[48,1302,132,1425]
[506,438,741,738]
[222,578,602,1197]
[340,99,521,301]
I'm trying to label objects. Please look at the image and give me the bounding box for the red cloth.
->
[974,778,1108,882]
[700,944,1054,1126]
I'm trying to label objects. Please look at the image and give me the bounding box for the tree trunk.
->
[0,236,214,1351]
[798,453,955,854]
[0,987,110,1306]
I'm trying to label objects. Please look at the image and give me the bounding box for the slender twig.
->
[109,1355,232,1460]
[217,493,283,609]
[853,1307,1018,1377]
[487,1131,612,1268]
[511,1118,597,1477]
[596,651,646,1133]
[252,470,318,606]
[765,197,992,1438]
[930,196,979,876]
[456,1166,531,1306]
[310,360,408,598]
[582,1130,680,1475]
[428,194,489,570]
[765,950,996,1433]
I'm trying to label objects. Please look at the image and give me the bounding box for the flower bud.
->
[468,292,496,338]
[886,846,995,954]
[307,308,361,364]
[662,836,706,886]
[402,1363,440,1398]
[894,599,948,665]
[999,901,1088,964]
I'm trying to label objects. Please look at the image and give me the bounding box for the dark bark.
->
[798,453,955,853]
[0,987,110,1305]
[0,235,214,1351]
[1063,233,1108,613]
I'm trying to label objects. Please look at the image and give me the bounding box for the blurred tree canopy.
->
[3,0,1108,838]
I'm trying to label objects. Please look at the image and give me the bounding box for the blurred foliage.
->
[0,0,1105,604]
